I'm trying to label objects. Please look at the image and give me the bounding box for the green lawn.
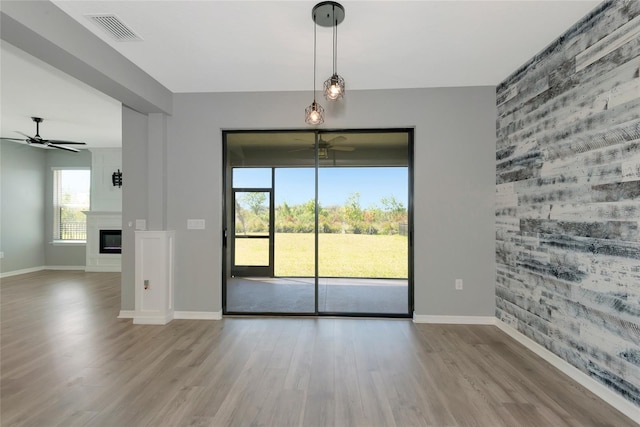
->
[235,232,408,278]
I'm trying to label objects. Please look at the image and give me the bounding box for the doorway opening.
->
[223,129,413,317]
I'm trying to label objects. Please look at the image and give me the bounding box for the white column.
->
[134,230,175,324]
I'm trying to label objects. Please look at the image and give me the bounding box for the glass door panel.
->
[225,132,316,314]
[317,131,410,315]
[224,130,412,317]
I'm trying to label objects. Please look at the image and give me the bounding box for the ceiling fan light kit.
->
[305,1,345,125]
[0,116,86,152]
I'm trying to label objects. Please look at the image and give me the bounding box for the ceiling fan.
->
[291,135,355,158]
[0,117,86,152]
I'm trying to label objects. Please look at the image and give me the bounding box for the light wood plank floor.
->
[1,270,637,426]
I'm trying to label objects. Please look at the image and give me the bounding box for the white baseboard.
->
[495,319,640,423]
[1,265,107,278]
[174,311,222,320]
[412,313,496,325]
[45,265,85,271]
[117,310,222,321]
[117,310,135,319]
[132,311,174,325]
[1,266,45,278]
[85,266,121,272]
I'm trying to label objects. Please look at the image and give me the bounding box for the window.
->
[53,169,91,242]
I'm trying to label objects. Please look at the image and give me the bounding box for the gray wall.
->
[496,1,640,407]
[44,148,91,267]
[2,1,495,317]
[0,141,46,273]
[156,87,496,315]
[121,105,149,310]
[0,141,92,274]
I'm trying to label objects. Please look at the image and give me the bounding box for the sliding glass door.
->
[223,129,412,317]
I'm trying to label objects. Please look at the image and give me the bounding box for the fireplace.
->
[84,211,122,272]
[99,229,122,254]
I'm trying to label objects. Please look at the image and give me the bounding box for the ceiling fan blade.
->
[326,136,347,144]
[46,139,86,145]
[14,131,33,138]
[330,146,355,152]
[1,137,27,142]
[47,143,80,153]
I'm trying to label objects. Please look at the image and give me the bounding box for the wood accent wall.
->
[495,0,640,407]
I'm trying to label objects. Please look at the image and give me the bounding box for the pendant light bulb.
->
[324,74,345,100]
[305,101,325,125]
[305,7,325,125]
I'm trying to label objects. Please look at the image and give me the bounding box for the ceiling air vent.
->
[85,14,143,42]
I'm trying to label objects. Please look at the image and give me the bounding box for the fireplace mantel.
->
[83,211,122,272]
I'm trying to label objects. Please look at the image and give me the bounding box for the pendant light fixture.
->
[305,4,324,125]
[316,2,345,101]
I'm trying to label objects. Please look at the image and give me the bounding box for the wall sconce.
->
[112,169,123,187]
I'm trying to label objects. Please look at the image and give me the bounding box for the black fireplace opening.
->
[99,229,122,254]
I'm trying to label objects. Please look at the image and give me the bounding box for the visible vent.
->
[85,14,142,42]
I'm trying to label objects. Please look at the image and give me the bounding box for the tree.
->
[235,199,247,234]
[381,196,406,221]
[343,192,364,232]
[241,192,267,215]
[280,201,293,219]
[291,199,316,232]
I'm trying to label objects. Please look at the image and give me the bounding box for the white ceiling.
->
[52,0,602,92]
[2,1,602,148]
[0,42,122,148]
[0,42,122,147]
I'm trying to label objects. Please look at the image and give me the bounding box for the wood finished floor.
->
[1,271,637,427]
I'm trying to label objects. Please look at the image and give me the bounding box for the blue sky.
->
[233,167,408,208]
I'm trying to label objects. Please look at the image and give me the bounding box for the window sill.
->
[51,240,86,246]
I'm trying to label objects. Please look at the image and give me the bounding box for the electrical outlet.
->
[455,279,463,290]
[0,251,4,259]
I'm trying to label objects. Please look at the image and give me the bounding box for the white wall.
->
[155,87,496,316]
[89,148,122,212]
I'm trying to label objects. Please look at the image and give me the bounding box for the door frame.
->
[222,128,414,318]
[230,187,275,277]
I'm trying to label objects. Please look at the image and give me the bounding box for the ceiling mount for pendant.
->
[312,1,345,27]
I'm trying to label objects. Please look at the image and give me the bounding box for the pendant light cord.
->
[313,12,317,103]
[333,5,337,75]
